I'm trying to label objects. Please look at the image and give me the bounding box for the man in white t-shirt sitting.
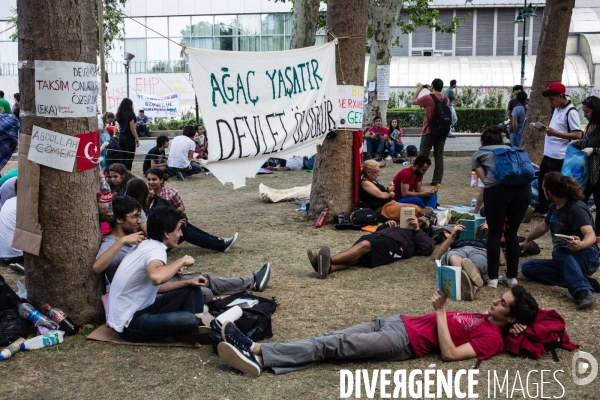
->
[107,206,209,342]
[167,126,203,181]
[532,82,582,217]
[0,190,23,270]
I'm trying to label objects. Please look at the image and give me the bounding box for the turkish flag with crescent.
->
[75,130,101,171]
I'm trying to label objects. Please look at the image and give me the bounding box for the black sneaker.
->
[576,290,597,309]
[307,249,318,272]
[252,263,271,292]
[585,275,600,293]
[222,232,238,252]
[218,322,262,377]
[317,246,331,279]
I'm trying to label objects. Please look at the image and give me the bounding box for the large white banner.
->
[136,92,181,118]
[187,42,339,188]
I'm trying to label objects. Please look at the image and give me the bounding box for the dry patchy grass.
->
[0,158,599,399]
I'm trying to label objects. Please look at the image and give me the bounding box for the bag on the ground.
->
[381,202,423,221]
[0,274,29,346]
[210,293,277,341]
[350,204,378,227]
[561,144,589,186]
[481,147,536,185]
[428,94,452,137]
[333,212,360,230]
[406,145,418,157]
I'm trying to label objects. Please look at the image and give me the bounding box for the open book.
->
[457,218,486,240]
[390,129,402,140]
[399,207,415,229]
[436,260,461,301]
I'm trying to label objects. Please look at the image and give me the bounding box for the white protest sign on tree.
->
[34,60,99,117]
[136,92,181,118]
[28,126,79,172]
[376,65,390,101]
[187,42,339,188]
[337,85,364,129]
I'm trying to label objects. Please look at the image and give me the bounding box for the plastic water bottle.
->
[205,172,212,176]
[17,303,59,330]
[0,338,26,360]
[471,198,477,208]
[315,207,329,228]
[470,171,477,187]
[20,332,64,350]
[42,303,79,336]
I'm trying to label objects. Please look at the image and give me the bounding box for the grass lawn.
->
[1,157,599,399]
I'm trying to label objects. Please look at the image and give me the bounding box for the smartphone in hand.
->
[531,122,546,130]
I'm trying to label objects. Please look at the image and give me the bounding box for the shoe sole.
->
[317,246,331,279]
[523,207,533,223]
[254,263,271,292]
[224,232,238,253]
[461,259,484,287]
[585,275,600,293]
[218,342,261,377]
[461,270,474,301]
[577,299,597,309]
[8,263,24,274]
[306,249,318,272]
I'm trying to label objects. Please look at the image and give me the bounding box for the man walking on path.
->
[444,80,457,138]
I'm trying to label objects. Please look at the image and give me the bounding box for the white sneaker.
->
[499,275,518,288]
[385,155,392,161]
[486,278,498,288]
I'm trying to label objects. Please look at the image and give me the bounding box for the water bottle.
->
[42,303,79,336]
[20,332,64,350]
[0,338,26,360]
[315,207,329,228]
[205,172,212,176]
[470,171,477,187]
[471,198,477,208]
[17,303,59,330]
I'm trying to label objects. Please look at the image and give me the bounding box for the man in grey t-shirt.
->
[444,80,457,138]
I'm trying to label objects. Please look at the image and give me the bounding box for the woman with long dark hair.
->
[471,126,531,289]
[115,98,139,170]
[573,96,600,234]
[108,163,137,197]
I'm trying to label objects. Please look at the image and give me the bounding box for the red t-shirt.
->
[393,167,421,201]
[417,92,445,135]
[401,312,504,360]
[367,126,389,137]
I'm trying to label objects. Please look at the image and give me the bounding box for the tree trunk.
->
[520,0,575,164]
[362,0,401,129]
[289,0,320,49]
[18,0,103,323]
[308,0,369,222]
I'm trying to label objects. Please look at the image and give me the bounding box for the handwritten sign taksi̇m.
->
[28,126,79,172]
[35,60,99,118]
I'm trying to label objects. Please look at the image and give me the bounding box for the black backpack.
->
[350,204,378,227]
[0,274,29,346]
[429,94,452,137]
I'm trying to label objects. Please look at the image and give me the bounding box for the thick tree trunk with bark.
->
[520,0,575,164]
[362,0,401,128]
[289,0,320,49]
[18,0,103,323]
[308,0,369,222]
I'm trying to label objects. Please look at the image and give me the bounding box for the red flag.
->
[75,130,100,171]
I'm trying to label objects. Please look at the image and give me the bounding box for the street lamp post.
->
[123,52,135,98]
[514,2,536,87]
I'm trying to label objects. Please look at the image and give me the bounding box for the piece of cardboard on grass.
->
[87,324,202,348]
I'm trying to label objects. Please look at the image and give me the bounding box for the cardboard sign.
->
[136,92,181,118]
[337,85,364,129]
[376,65,390,101]
[27,126,79,172]
[35,60,99,117]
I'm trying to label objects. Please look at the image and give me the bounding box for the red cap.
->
[542,82,567,97]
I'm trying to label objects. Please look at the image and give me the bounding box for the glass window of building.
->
[147,38,169,72]
[214,37,235,51]
[124,17,146,38]
[146,17,168,38]
[262,14,284,35]
[239,36,260,52]
[215,15,237,36]
[190,38,213,50]
[239,15,261,36]
[169,16,191,38]
[261,36,285,52]
[191,16,213,37]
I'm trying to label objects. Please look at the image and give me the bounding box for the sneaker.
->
[218,322,262,377]
[176,171,186,181]
[461,270,474,301]
[461,259,484,287]
[222,232,238,252]
[8,263,24,274]
[532,211,546,218]
[385,155,392,161]
[307,249,318,272]
[576,290,597,309]
[486,278,498,288]
[448,132,456,138]
[317,246,331,279]
[585,275,600,293]
[252,263,271,292]
[499,275,518,288]
[523,206,533,223]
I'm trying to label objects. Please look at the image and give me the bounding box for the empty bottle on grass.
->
[20,332,64,350]
[17,303,59,330]
[315,207,328,228]
[43,303,79,335]
[0,338,25,360]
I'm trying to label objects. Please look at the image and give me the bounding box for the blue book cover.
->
[435,260,461,301]
[457,218,487,240]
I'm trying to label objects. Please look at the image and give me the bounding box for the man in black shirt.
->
[506,85,523,119]
[143,135,170,176]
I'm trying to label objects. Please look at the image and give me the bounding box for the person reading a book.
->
[386,119,404,159]
[364,116,389,159]
[216,285,538,377]
[306,217,434,279]
[392,155,438,208]
[521,172,600,309]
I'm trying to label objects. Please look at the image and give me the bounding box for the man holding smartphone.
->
[531,82,582,218]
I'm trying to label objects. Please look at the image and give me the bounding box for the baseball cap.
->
[542,82,567,97]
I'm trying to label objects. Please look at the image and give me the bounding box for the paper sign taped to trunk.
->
[28,126,79,172]
[35,60,99,117]
[376,65,390,101]
[337,85,364,128]
[187,42,339,188]
[136,92,181,118]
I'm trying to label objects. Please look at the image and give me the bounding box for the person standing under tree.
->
[444,80,457,138]
[115,98,140,171]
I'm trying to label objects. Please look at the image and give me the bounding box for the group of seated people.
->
[363,116,405,160]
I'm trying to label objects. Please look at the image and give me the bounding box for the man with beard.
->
[392,154,438,208]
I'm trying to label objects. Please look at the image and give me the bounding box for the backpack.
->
[350,203,378,227]
[405,145,418,157]
[0,274,29,346]
[428,94,452,137]
[481,147,536,185]
[333,212,360,230]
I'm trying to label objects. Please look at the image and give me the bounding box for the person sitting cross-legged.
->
[306,217,434,279]
[392,154,438,208]
[521,172,600,309]
[217,286,538,377]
